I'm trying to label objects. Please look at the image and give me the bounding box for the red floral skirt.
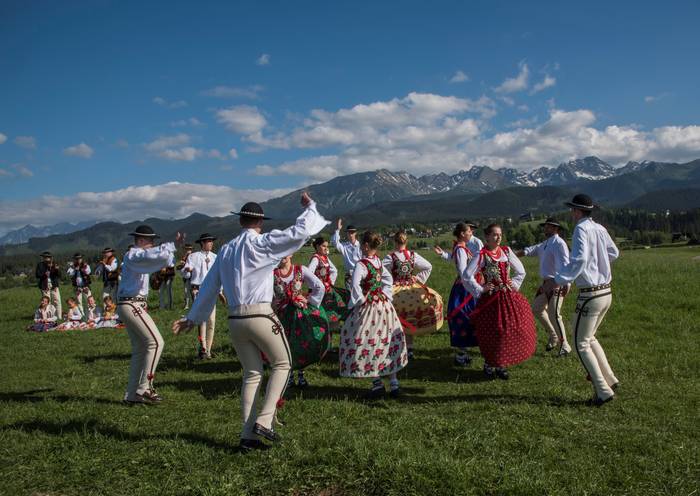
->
[469,289,536,367]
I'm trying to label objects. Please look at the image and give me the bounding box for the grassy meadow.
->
[1,246,699,495]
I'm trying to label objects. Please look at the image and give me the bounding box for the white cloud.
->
[495,62,530,94]
[216,105,267,135]
[256,53,270,66]
[0,182,292,234]
[0,163,34,179]
[63,142,94,158]
[644,93,670,103]
[144,134,202,161]
[531,75,556,94]
[229,148,238,159]
[207,149,226,160]
[14,136,37,149]
[0,133,6,144]
[0,168,12,177]
[449,70,470,83]
[500,96,515,106]
[171,117,204,127]
[153,96,188,109]
[202,85,264,99]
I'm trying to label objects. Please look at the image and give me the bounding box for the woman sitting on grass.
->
[27,296,58,332]
[97,295,122,328]
[56,297,87,330]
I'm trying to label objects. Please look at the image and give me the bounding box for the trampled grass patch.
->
[1,247,698,495]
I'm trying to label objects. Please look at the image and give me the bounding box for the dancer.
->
[434,222,480,367]
[183,233,220,359]
[516,218,572,356]
[308,236,350,329]
[542,194,620,406]
[117,225,181,405]
[176,243,194,310]
[27,296,58,332]
[383,230,443,360]
[35,251,62,319]
[339,231,408,399]
[273,255,329,388]
[464,224,537,380]
[331,219,361,290]
[173,193,328,452]
[67,253,92,313]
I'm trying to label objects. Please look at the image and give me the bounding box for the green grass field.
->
[1,247,699,496]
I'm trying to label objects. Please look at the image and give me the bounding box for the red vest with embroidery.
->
[389,250,415,286]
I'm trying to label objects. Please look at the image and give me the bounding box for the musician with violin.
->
[176,243,194,310]
[35,251,63,319]
[95,247,120,303]
[67,252,92,313]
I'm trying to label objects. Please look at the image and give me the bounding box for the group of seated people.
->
[27,294,123,332]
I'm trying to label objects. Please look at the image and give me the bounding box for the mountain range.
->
[2,156,699,255]
[0,220,101,246]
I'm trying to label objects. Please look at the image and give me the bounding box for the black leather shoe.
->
[239,438,270,453]
[586,395,614,407]
[545,343,556,352]
[364,386,385,400]
[253,423,282,443]
[483,364,495,379]
[611,382,620,391]
[389,387,401,398]
[495,368,509,380]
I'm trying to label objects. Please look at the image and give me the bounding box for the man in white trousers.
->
[516,218,573,356]
[183,233,220,359]
[330,219,361,291]
[543,194,620,407]
[173,192,328,452]
[117,225,182,405]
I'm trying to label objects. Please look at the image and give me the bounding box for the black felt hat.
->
[196,233,217,244]
[463,220,479,229]
[40,251,52,258]
[345,225,358,232]
[565,194,595,211]
[102,247,114,254]
[129,225,160,238]
[231,202,270,220]
[184,243,194,250]
[73,253,83,259]
[539,217,562,229]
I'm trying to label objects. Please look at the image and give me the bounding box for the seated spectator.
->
[97,295,122,328]
[27,296,58,332]
[85,295,103,328]
[56,298,87,330]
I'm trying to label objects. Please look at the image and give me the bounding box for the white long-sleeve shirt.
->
[275,265,326,308]
[183,250,217,286]
[307,254,339,285]
[348,256,394,309]
[117,242,176,298]
[554,217,619,288]
[187,201,329,324]
[86,305,103,322]
[382,250,432,285]
[523,234,570,280]
[464,247,526,298]
[67,263,91,287]
[34,305,58,323]
[440,236,484,263]
[331,230,362,273]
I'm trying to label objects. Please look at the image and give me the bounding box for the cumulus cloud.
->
[171,118,204,127]
[495,62,529,94]
[14,136,37,149]
[144,134,202,161]
[645,93,670,103]
[0,163,34,179]
[229,148,238,159]
[256,53,270,66]
[0,182,292,234]
[153,96,188,109]
[202,85,264,99]
[0,132,6,144]
[449,70,470,83]
[63,142,94,158]
[531,75,556,94]
[216,105,267,135]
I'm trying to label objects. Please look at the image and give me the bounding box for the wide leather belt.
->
[118,296,147,302]
[579,283,611,293]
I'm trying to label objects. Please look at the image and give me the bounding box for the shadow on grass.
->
[159,377,241,399]
[0,389,125,406]
[2,418,248,454]
[81,353,131,364]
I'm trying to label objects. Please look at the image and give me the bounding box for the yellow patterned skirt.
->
[392,282,444,336]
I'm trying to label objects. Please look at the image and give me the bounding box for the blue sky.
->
[1,0,699,233]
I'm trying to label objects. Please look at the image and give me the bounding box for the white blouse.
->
[464,247,526,298]
[348,256,394,309]
[381,250,432,285]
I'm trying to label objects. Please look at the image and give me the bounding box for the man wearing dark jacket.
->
[35,251,62,319]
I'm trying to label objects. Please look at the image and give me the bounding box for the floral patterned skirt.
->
[469,289,537,367]
[447,278,478,348]
[278,304,331,370]
[322,286,350,329]
[26,322,57,332]
[393,282,444,336]
[339,299,408,378]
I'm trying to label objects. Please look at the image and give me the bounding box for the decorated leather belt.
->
[118,296,147,302]
[579,283,611,294]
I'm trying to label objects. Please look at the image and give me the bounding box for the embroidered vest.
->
[359,258,386,304]
[312,254,333,291]
[273,265,304,308]
[390,250,415,285]
[479,246,512,290]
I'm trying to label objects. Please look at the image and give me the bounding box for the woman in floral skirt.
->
[273,255,330,388]
[464,224,537,380]
[339,231,408,399]
[383,230,443,359]
[308,237,350,330]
